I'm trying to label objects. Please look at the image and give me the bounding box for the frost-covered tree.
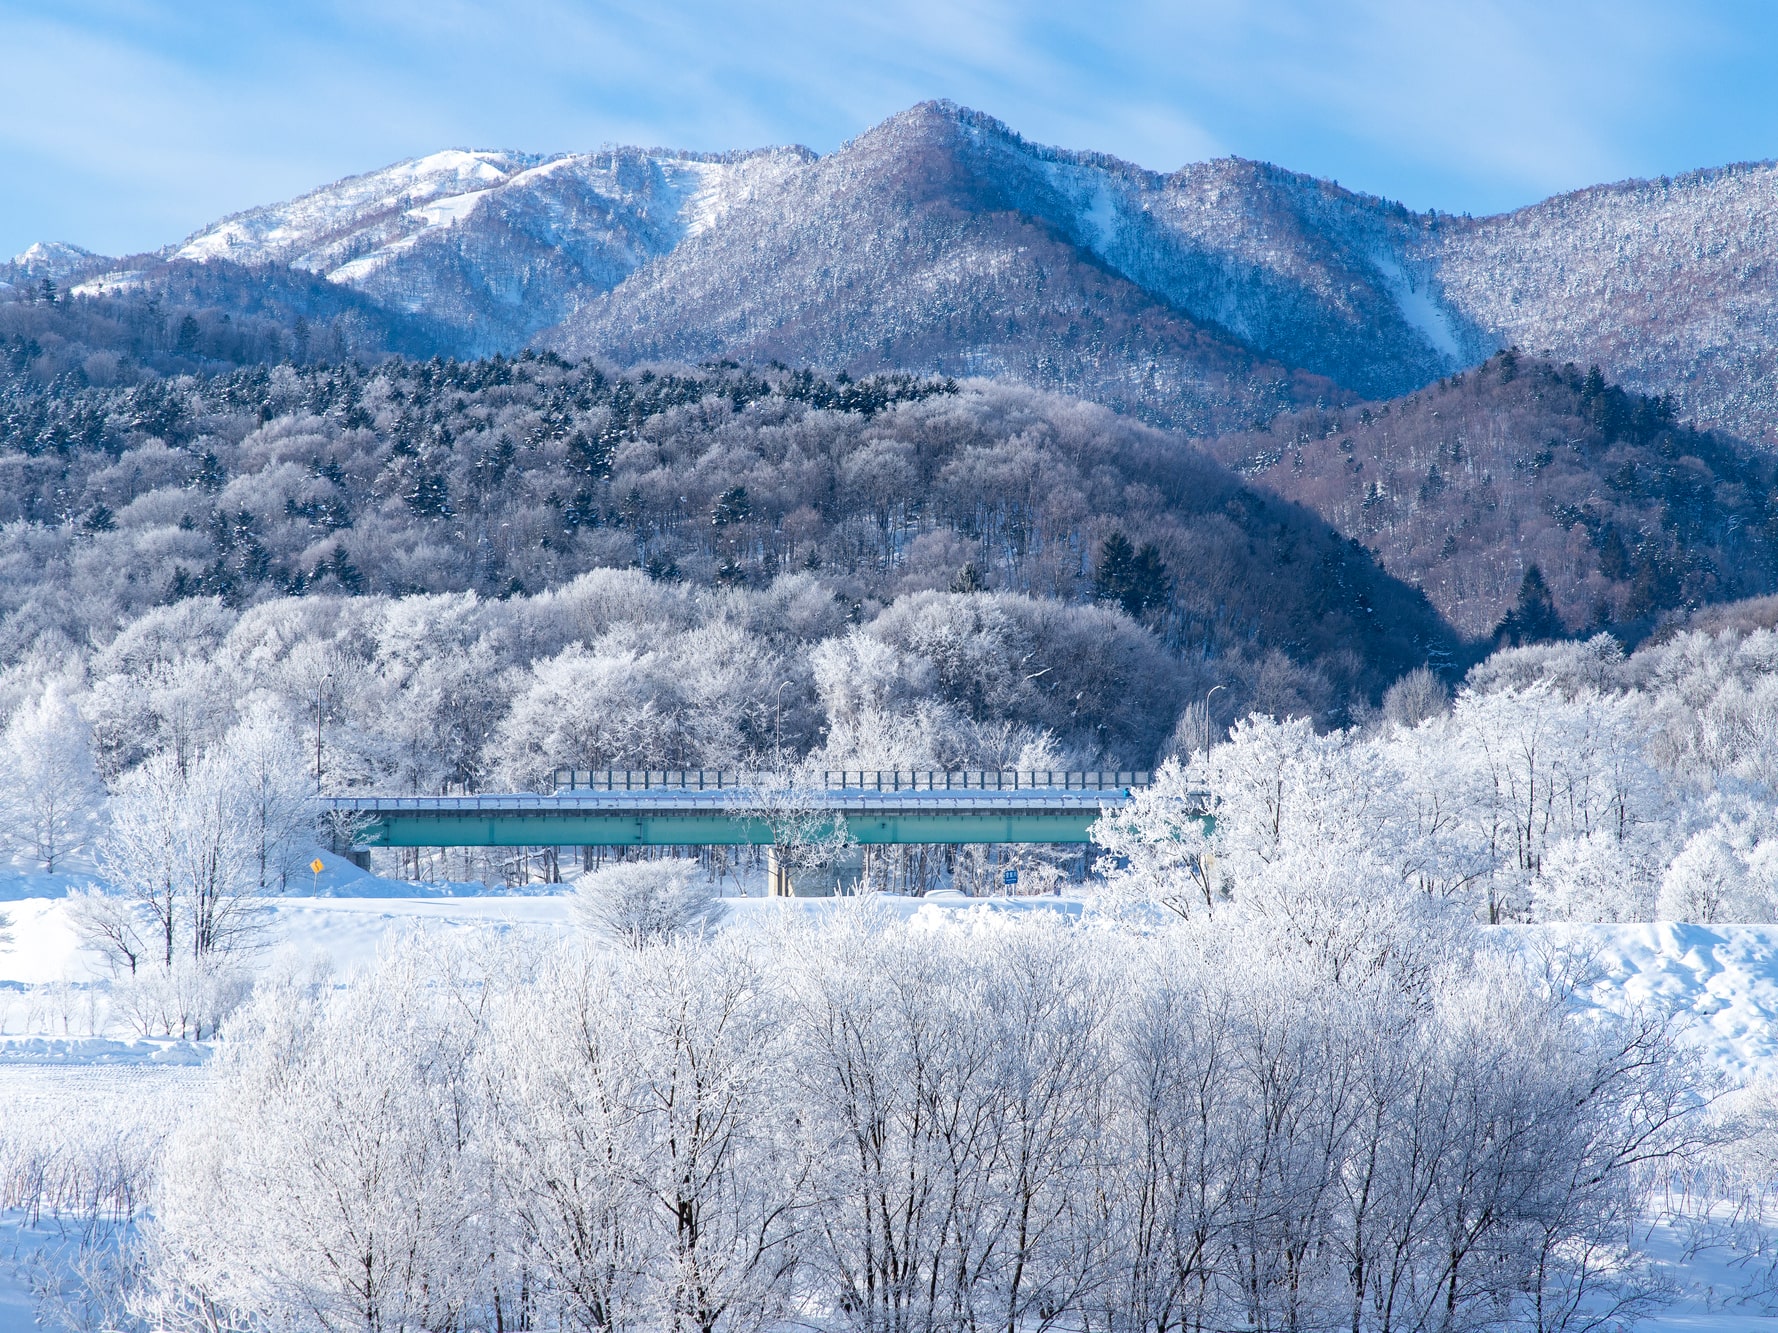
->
[779,912,1110,1332]
[1091,758,1219,920]
[494,638,688,789]
[728,766,855,893]
[0,681,104,872]
[74,745,271,1036]
[481,939,797,1332]
[87,748,269,972]
[1380,664,1450,728]
[132,904,1706,1333]
[219,699,321,889]
[1537,830,1663,922]
[1655,797,1778,922]
[145,941,492,1333]
[1095,692,1675,928]
[572,859,728,948]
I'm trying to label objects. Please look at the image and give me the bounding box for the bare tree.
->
[85,749,271,972]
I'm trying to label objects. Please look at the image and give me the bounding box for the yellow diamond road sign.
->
[311,859,325,875]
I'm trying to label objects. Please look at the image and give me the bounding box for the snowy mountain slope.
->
[1428,162,1778,446]
[172,145,811,354]
[1031,148,1489,398]
[0,241,111,290]
[23,103,1778,440]
[174,148,533,271]
[1542,921,1778,1082]
[544,106,1778,440]
[551,102,1344,433]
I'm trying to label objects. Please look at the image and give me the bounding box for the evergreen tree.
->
[949,563,986,594]
[1494,564,1565,646]
[712,486,751,527]
[1093,531,1171,618]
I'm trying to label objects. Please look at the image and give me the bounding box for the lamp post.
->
[314,672,333,795]
[774,680,793,767]
[1203,684,1225,755]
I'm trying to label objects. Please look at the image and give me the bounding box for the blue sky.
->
[4,0,1778,259]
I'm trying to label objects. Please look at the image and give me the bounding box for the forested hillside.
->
[1201,353,1778,638]
[1431,161,1778,445]
[0,352,1455,723]
[1,259,441,376]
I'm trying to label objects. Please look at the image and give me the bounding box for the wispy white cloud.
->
[0,0,1771,255]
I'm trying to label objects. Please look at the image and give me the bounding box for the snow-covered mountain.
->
[550,107,1778,441]
[1428,163,1778,444]
[20,102,1778,439]
[553,103,1479,425]
[1,240,111,288]
[558,105,1347,430]
[169,146,811,355]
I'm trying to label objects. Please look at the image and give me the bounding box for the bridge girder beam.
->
[354,808,1102,848]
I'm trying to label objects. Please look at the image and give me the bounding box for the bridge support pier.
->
[767,846,792,897]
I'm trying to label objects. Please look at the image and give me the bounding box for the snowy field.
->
[0,1063,206,1333]
[6,877,1778,1076]
[7,869,1778,1331]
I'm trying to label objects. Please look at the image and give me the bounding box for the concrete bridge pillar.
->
[766,845,793,897]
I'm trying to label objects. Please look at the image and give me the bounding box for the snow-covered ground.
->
[8,871,1778,1330]
[6,876,1778,1078]
[0,1063,206,1333]
[1508,921,1778,1083]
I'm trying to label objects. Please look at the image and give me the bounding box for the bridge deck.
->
[328,786,1137,848]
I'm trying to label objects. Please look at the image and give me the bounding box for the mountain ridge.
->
[549,100,1348,433]
[13,101,1778,440]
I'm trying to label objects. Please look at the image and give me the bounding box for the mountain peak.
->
[7,240,107,282]
[11,104,1778,445]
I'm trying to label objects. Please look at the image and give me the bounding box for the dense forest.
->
[1202,351,1778,638]
[0,259,439,376]
[0,350,1458,725]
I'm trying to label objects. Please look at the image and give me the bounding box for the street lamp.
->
[774,680,793,767]
[1203,684,1225,755]
[314,672,333,795]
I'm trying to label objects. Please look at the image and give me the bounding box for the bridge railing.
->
[552,769,1151,794]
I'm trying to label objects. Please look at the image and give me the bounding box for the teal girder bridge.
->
[327,769,1152,850]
